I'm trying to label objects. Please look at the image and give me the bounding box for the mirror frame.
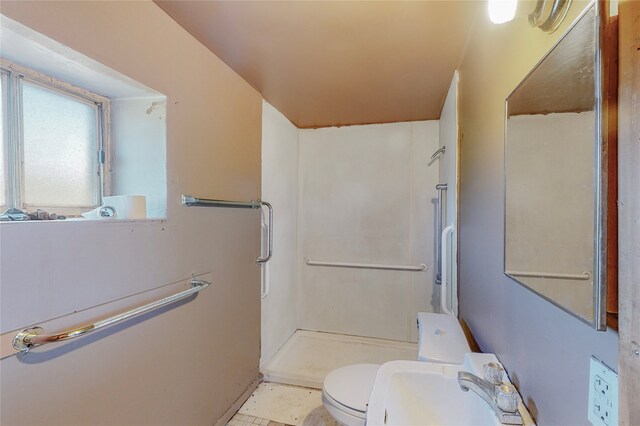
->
[503,1,608,330]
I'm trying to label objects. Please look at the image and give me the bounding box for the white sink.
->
[366,353,534,426]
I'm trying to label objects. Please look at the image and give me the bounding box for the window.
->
[0,60,110,216]
[1,17,167,220]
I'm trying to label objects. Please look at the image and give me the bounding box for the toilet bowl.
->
[322,364,379,426]
[321,313,470,426]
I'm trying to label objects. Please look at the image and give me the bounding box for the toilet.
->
[321,313,471,426]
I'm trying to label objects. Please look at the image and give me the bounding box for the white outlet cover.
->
[588,356,618,426]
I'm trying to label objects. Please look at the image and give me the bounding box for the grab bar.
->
[435,183,447,284]
[506,270,591,280]
[12,278,210,354]
[257,202,273,264]
[260,218,270,298]
[182,195,261,209]
[441,225,454,316]
[305,258,427,272]
[431,146,446,160]
[182,195,273,264]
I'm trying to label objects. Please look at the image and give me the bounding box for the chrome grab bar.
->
[506,270,591,281]
[181,194,261,209]
[305,258,427,272]
[431,146,446,160]
[182,195,273,264]
[12,278,210,354]
[260,221,270,299]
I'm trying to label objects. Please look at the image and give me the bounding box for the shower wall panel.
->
[261,101,299,366]
[298,121,439,342]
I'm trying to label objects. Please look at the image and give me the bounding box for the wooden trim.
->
[459,318,481,353]
[617,0,640,423]
[605,14,619,327]
[606,312,619,330]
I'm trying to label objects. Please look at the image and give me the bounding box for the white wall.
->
[438,72,459,314]
[297,121,440,342]
[111,97,167,218]
[261,101,298,365]
[0,2,262,425]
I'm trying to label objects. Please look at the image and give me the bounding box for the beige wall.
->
[0,1,262,425]
[458,1,618,423]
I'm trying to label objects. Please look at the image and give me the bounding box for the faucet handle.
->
[482,362,504,385]
[496,383,521,413]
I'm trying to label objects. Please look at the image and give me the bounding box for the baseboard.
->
[214,374,262,426]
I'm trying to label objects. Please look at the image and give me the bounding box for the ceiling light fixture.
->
[488,0,518,24]
[529,0,573,33]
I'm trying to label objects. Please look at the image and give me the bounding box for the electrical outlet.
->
[588,356,618,426]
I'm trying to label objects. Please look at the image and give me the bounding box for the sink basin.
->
[366,353,534,426]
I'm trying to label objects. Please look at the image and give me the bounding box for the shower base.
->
[261,329,417,389]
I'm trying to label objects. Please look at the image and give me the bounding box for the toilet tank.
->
[417,312,471,364]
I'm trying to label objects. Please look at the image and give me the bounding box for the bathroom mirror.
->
[504,3,607,330]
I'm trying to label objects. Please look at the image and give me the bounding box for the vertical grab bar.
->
[441,225,454,316]
[261,259,270,299]
[260,215,270,298]
[256,201,273,264]
[435,184,448,285]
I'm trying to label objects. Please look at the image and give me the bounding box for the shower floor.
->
[261,330,418,389]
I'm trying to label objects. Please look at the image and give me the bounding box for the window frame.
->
[0,59,111,216]
[0,70,9,211]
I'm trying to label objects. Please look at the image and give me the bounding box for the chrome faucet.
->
[457,363,523,425]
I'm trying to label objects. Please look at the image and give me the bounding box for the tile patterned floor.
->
[227,413,287,426]
[228,382,338,426]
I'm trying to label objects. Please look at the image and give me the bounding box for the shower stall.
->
[260,72,459,387]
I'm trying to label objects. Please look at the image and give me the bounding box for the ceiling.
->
[155,1,480,128]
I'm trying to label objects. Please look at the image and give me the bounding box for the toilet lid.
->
[323,364,380,413]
